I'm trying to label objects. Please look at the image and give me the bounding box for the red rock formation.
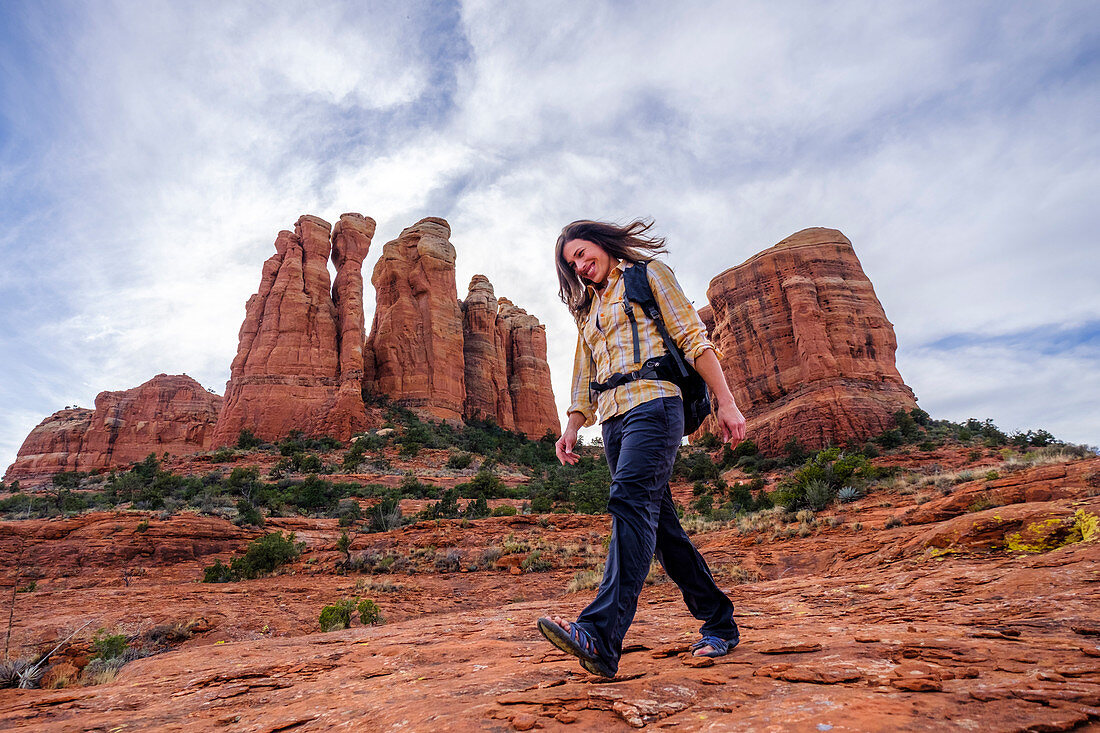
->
[363,218,466,422]
[329,214,376,437]
[462,276,515,430]
[212,214,375,444]
[4,374,221,484]
[698,227,916,453]
[498,298,560,439]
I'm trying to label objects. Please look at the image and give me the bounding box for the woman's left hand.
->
[715,400,746,445]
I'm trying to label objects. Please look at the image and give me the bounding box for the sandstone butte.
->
[1,448,1098,731]
[695,227,917,453]
[362,218,559,436]
[211,213,377,446]
[3,374,221,484]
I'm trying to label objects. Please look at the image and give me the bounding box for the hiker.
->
[537,219,748,678]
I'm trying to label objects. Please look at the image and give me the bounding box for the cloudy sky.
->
[1,0,1098,472]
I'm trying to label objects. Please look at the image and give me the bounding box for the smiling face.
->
[562,238,617,287]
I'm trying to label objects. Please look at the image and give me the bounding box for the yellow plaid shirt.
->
[568,259,721,427]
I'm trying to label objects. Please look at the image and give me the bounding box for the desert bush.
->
[434,549,462,573]
[490,504,517,517]
[446,452,473,469]
[501,533,531,554]
[357,598,383,625]
[567,567,604,593]
[92,631,129,660]
[521,549,552,573]
[210,447,235,463]
[336,499,362,527]
[803,479,833,511]
[203,558,234,583]
[478,546,503,568]
[203,532,303,582]
[420,489,461,520]
[237,429,263,450]
[236,500,264,527]
[319,599,355,631]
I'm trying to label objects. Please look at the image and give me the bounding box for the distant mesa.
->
[694,227,917,452]
[5,374,221,484]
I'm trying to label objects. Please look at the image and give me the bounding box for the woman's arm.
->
[694,348,746,445]
[557,330,596,465]
[555,410,587,465]
[645,261,747,445]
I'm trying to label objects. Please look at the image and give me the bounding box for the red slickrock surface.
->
[498,298,560,439]
[212,214,375,445]
[1,454,1098,731]
[698,227,917,452]
[462,275,516,430]
[364,217,466,422]
[4,375,220,486]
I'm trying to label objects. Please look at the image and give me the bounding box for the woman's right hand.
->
[555,427,581,465]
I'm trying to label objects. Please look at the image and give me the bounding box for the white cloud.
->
[2,0,1099,473]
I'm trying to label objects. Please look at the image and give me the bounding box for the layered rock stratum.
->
[3,374,221,484]
[698,227,917,452]
[211,213,376,445]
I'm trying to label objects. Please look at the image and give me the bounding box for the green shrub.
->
[464,496,490,519]
[135,520,150,533]
[446,452,473,469]
[803,479,833,511]
[336,531,352,559]
[419,489,461,520]
[687,453,719,482]
[92,631,129,660]
[520,550,553,573]
[232,532,303,579]
[237,430,263,450]
[357,598,383,625]
[490,504,518,517]
[319,599,355,631]
[695,432,721,449]
[236,500,264,527]
[366,494,404,533]
[336,498,362,526]
[875,429,903,449]
[203,558,234,583]
[203,532,303,582]
[210,447,235,463]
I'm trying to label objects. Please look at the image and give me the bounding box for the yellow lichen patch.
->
[1004,516,1074,554]
[1071,510,1099,543]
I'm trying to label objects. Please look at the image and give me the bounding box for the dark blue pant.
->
[574,396,737,673]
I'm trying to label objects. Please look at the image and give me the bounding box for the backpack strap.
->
[623,261,691,379]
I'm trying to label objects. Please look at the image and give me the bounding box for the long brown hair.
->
[555,219,668,320]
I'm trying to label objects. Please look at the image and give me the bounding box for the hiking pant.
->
[574,396,738,673]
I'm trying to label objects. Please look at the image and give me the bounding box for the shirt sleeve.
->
[567,329,598,427]
[647,259,723,366]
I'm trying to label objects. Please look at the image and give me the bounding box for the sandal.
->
[537,617,616,678]
[691,634,736,658]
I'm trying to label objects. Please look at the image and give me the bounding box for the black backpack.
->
[588,260,712,437]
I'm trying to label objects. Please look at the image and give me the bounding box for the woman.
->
[537,219,747,678]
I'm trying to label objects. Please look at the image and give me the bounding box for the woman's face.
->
[562,238,616,286]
